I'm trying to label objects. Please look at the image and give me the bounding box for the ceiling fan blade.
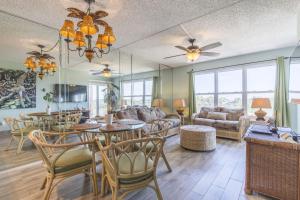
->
[175,46,189,52]
[163,54,186,59]
[201,52,220,57]
[199,42,222,51]
[92,72,103,75]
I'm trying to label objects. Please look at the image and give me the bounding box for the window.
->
[289,60,300,101]
[194,73,215,109]
[246,65,275,116]
[122,79,153,107]
[194,61,276,116]
[218,69,243,108]
[88,84,107,117]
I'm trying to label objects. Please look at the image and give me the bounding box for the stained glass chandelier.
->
[59,0,116,62]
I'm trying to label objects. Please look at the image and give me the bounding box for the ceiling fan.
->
[164,38,222,62]
[90,64,122,78]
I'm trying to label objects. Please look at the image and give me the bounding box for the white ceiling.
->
[0,0,299,74]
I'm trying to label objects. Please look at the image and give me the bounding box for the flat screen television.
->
[53,84,87,103]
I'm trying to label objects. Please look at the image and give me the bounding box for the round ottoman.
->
[180,125,216,151]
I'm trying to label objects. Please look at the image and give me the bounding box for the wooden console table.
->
[244,127,300,200]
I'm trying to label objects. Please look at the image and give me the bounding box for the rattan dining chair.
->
[4,117,36,153]
[147,119,173,172]
[28,130,98,200]
[97,137,165,200]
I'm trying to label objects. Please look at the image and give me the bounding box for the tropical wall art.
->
[0,68,36,109]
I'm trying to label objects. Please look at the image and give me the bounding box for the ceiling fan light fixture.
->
[102,70,111,78]
[80,15,97,35]
[186,51,200,62]
[60,20,75,38]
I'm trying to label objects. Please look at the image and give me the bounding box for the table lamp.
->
[291,99,300,105]
[173,98,186,116]
[251,98,271,121]
[152,98,164,108]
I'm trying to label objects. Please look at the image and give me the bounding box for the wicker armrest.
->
[238,116,250,135]
[165,113,181,119]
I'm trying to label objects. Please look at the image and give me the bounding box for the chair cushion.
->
[193,118,216,126]
[53,148,92,173]
[51,124,72,132]
[207,112,227,120]
[13,126,37,136]
[215,120,239,131]
[117,152,153,175]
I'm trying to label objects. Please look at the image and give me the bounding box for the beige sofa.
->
[115,106,181,137]
[192,107,249,142]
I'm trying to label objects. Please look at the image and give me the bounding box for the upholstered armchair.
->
[4,117,36,153]
[97,137,164,200]
[29,130,98,200]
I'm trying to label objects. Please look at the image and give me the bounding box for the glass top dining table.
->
[82,119,146,144]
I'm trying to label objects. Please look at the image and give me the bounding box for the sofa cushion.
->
[164,118,181,128]
[154,108,166,119]
[198,107,215,118]
[220,108,244,121]
[215,120,239,131]
[116,108,139,120]
[207,112,227,120]
[137,108,158,123]
[193,118,216,126]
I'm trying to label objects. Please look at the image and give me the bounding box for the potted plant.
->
[102,83,119,114]
[42,88,53,115]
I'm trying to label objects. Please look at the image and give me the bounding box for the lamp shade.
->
[102,26,116,44]
[60,20,75,38]
[73,31,85,47]
[291,98,300,104]
[173,98,186,108]
[152,98,164,107]
[96,34,108,49]
[251,98,271,109]
[186,51,199,62]
[80,15,97,35]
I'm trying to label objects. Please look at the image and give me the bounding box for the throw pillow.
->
[207,112,227,120]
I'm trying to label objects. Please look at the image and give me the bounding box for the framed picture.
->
[0,68,36,109]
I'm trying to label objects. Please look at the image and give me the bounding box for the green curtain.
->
[188,72,196,118]
[274,56,290,127]
[152,76,159,103]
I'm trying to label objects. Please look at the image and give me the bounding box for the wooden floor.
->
[0,135,273,200]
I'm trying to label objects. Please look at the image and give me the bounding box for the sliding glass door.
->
[88,84,107,117]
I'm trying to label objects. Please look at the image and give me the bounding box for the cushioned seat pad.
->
[115,152,153,174]
[53,148,92,173]
[193,118,216,126]
[215,120,239,131]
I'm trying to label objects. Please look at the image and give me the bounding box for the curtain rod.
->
[187,56,300,74]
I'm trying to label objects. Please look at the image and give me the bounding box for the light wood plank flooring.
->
[0,135,274,200]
